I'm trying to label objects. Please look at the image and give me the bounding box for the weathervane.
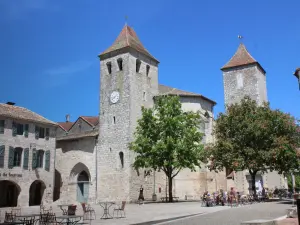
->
[238,35,244,43]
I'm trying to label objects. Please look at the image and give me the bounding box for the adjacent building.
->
[0,102,57,207]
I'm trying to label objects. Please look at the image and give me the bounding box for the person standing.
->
[138,185,145,205]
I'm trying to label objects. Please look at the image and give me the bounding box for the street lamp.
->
[293,68,300,90]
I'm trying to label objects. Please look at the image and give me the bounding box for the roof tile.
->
[58,122,74,131]
[100,25,158,62]
[221,43,264,73]
[80,116,99,127]
[158,84,216,105]
[0,103,57,126]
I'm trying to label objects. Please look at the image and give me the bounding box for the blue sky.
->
[0,0,299,122]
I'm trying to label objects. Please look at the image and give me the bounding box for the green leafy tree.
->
[129,96,205,202]
[205,96,300,196]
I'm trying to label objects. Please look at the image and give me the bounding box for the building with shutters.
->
[0,102,57,207]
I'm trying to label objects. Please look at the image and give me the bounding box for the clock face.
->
[110,91,120,104]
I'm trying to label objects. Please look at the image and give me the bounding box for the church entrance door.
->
[76,171,89,203]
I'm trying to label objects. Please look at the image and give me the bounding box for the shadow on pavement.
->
[130,213,203,225]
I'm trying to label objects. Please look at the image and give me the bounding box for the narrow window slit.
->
[136,59,141,73]
[107,62,112,74]
[117,58,123,71]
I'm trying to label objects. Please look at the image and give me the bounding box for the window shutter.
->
[8,146,14,169]
[12,122,17,136]
[35,126,39,139]
[0,120,4,134]
[24,124,29,138]
[45,128,50,140]
[0,145,5,168]
[32,148,37,169]
[45,150,50,171]
[23,148,29,170]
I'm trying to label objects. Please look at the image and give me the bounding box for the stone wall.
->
[223,64,268,106]
[68,118,93,134]
[55,137,97,203]
[97,49,159,202]
[0,116,56,207]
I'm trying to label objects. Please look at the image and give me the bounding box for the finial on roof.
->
[125,15,128,25]
[238,35,243,42]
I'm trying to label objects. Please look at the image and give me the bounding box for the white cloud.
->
[0,0,58,20]
[44,60,95,87]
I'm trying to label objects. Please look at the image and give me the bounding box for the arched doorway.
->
[29,180,46,206]
[53,169,62,201]
[77,171,89,203]
[69,163,90,203]
[0,180,20,207]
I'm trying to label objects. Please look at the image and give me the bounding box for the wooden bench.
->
[161,197,179,202]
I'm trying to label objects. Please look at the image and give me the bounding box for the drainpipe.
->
[53,126,57,203]
[95,137,98,203]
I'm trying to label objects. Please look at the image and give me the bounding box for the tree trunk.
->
[250,172,257,198]
[168,175,173,202]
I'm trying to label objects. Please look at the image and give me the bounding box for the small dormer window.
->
[117,58,123,71]
[136,59,141,73]
[146,65,150,76]
[106,62,112,74]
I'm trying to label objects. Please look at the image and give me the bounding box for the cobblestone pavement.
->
[0,201,292,225]
[160,201,292,225]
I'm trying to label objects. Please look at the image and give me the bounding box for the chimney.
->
[66,114,70,122]
[6,102,15,106]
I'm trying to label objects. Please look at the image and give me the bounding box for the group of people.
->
[202,187,268,207]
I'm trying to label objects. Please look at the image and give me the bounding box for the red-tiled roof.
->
[58,122,74,131]
[99,25,159,63]
[56,129,99,141]
[0,103,57,126]
[158,84,216,105]
[80,116,99,127]
[221,43,265,73]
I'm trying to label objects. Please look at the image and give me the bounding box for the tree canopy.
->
[205,96,300,195]
[129,95,205,201]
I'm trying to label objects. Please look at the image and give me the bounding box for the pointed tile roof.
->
[58,122,74,131]
[221,43,265,73]
[99,25,158,63]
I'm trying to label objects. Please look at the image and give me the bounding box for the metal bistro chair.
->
[81,203,96,220]
[113,201,126,218]
[4,212,16,223]
[67,205,77,216]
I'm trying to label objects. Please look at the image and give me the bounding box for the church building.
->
[53,25,287,204]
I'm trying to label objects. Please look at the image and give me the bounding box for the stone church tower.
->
[221,43,286,193]
[221,43,268,106]
[97,25,160,201]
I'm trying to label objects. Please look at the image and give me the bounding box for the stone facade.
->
[0,115,56,207]
[54,117,98,204]
[222,64,267,106]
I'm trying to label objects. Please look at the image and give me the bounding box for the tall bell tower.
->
[97,25,159,201]
[221,43,267,107]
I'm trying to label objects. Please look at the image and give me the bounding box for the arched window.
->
[119,151,124,168]
[136,59,141,73]
[117,58,123,71]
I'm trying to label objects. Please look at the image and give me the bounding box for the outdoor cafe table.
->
[15,214,40,225]
[57,204,73,215]
[98,202,115,219]
[56,215,82,225]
